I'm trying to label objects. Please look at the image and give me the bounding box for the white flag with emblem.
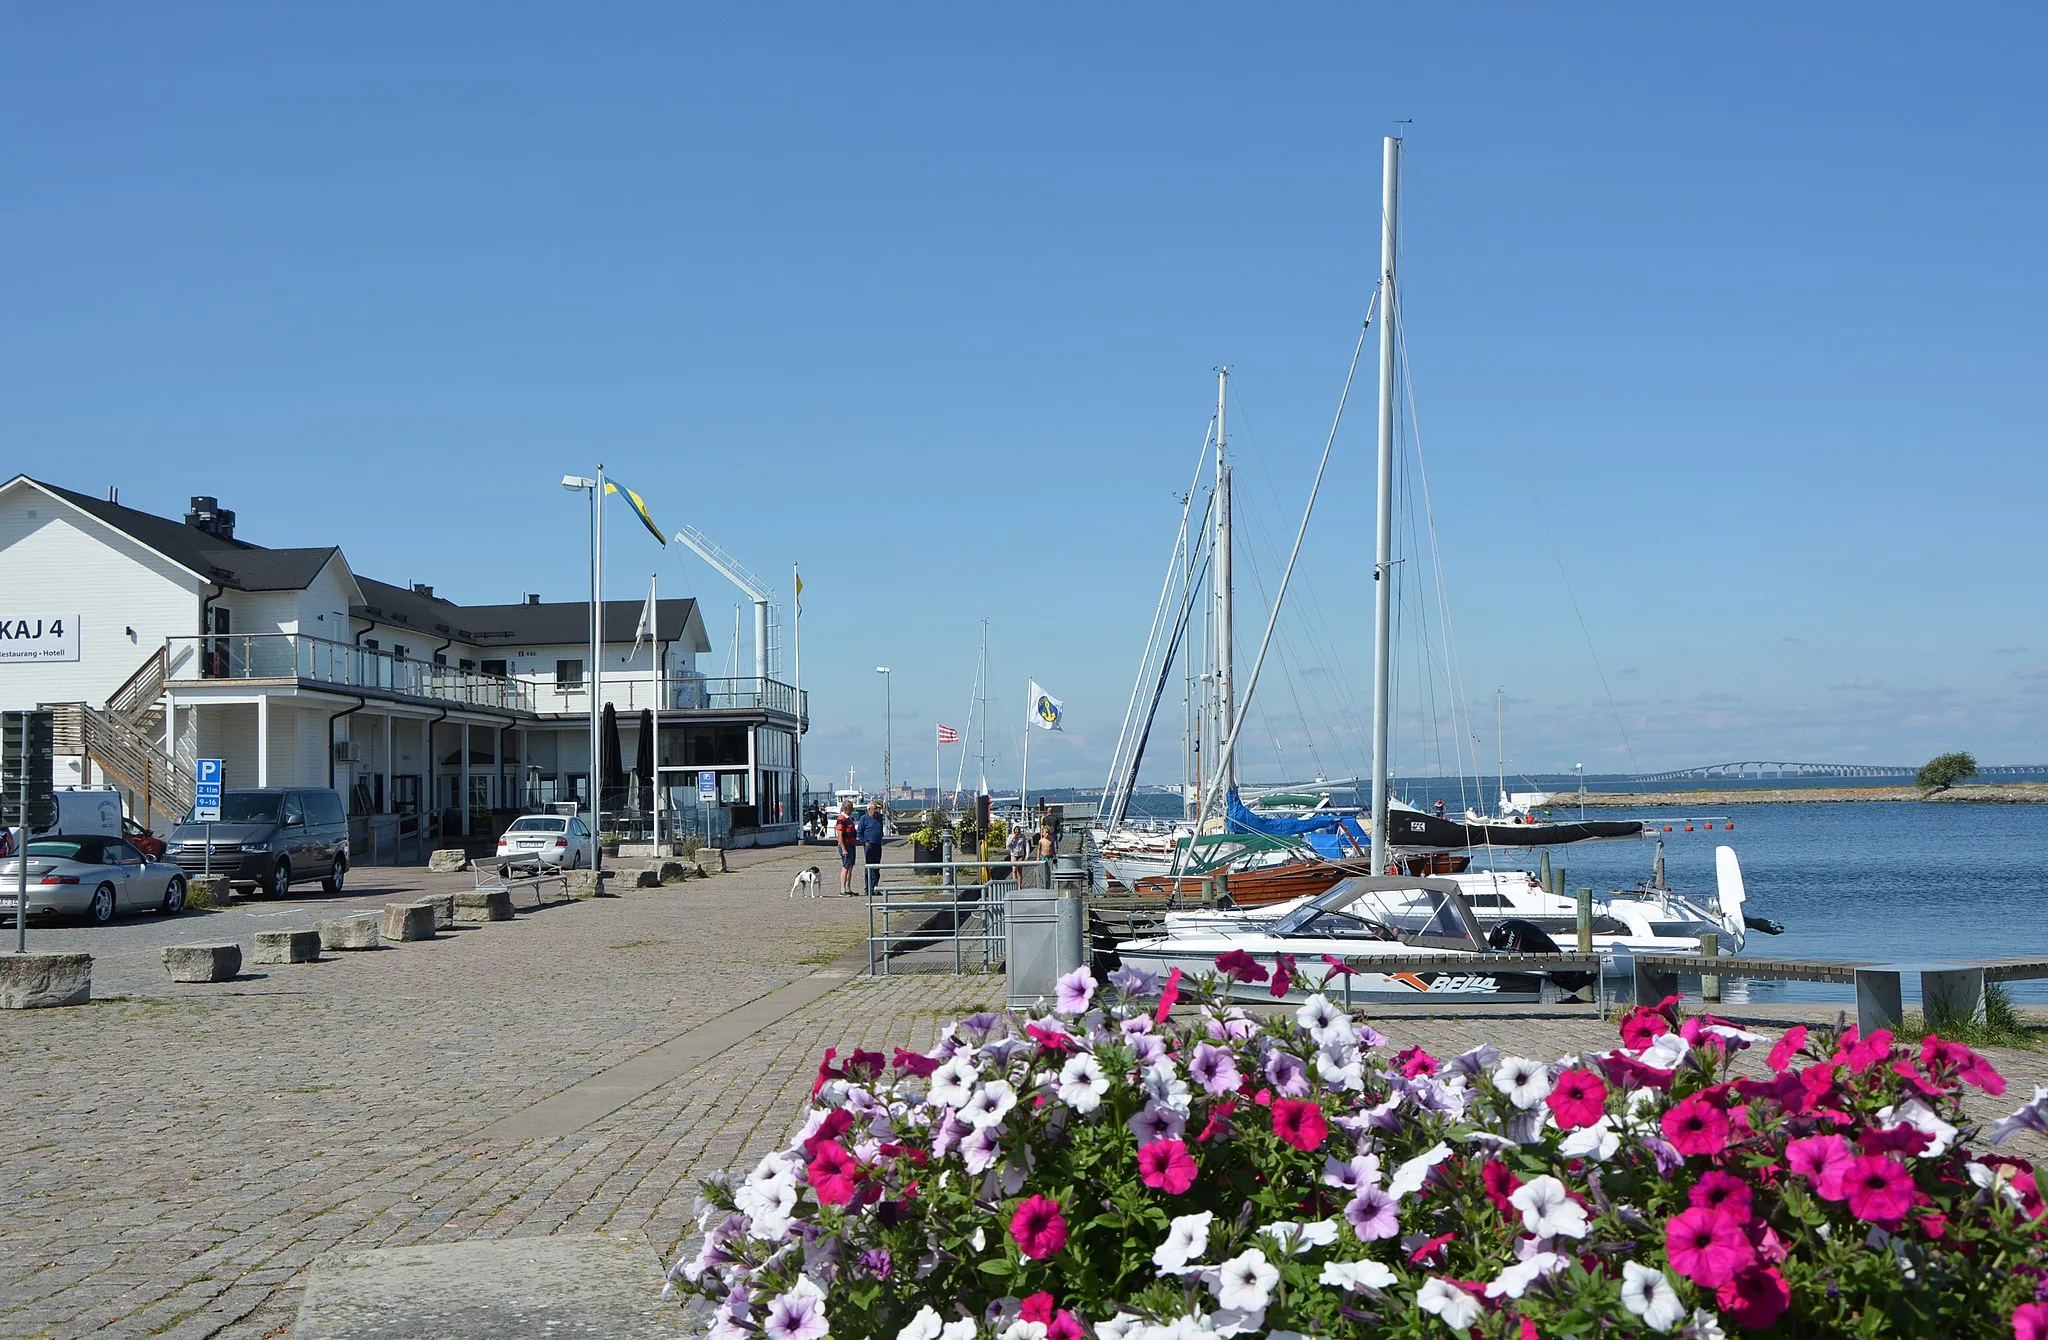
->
[1028,681,1063,731]
[632,573,657,655]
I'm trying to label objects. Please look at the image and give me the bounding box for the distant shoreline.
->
[1554,783,2048,807]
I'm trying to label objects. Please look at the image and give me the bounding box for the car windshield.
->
[25,839,92,861]
[505,817,566,833]
[187,794,284,825]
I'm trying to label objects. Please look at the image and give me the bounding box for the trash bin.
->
[1006,883,1061,1010]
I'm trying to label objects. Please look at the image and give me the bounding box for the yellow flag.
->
[603,480,666,546]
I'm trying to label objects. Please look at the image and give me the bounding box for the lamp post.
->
[875,666,891,831]
[563,472,602,866]
[1575,761,1585,818]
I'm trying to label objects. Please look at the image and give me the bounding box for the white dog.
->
[789,865,823,898]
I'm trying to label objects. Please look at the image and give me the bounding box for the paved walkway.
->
[3,848,2041,1337]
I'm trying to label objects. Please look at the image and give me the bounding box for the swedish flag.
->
[604,479,666,546]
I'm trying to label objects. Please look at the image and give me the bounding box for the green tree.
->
[1915,750,1979,790]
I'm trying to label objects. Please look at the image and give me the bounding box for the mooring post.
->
[1700,931,1721,1003]
[1538,850,1552,895]
[1554,866,1567,902]
[1576,887,1593,953]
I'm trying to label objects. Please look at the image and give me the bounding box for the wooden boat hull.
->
[1131,859,1374,906]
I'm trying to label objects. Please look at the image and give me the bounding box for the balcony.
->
[536,672,807,728]
[166,634,536,713]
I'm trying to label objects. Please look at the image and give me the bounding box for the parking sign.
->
[194,758,224,822]
[697,770,716,801]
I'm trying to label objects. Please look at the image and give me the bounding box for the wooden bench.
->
[1631,953,2048,1032]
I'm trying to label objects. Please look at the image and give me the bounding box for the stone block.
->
[382,903,437,942]
[426,848,469,874]
[413,893,457,929]
[163,943,242,983]
[623,867,661,889]
[319,913,382,951]
[0,952,92,1009]
[564,869,609,899]
[186,875,234,909]
[698,847,727,873]
[252,929,322,964]
[657,860,693,884]
[453,888,514,921]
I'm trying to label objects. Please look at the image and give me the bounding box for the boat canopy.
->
[1226,788,1367,859]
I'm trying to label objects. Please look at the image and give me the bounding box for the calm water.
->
[1119,795,2048,1006]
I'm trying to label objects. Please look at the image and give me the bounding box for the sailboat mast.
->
[1369,135,1401,876]
[1214,368,1233,796]
[977,618,990,795]
[1496,687,1506,815]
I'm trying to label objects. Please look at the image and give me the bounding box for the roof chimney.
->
[412,583,435,599]
[525,593,541,605]
[107,485,118,504]
[184,496,236,541]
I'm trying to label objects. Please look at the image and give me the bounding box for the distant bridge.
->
[1629,761,2047,783]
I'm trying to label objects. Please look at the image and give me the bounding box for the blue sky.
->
[6,5,2044,789]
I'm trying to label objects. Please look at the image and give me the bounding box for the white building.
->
[0,476,807,849]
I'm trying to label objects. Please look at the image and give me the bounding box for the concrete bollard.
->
[1700,931,1721,1003]
[382,903,437,942]
[453,889,514,921]
[564,869,607,899]
[187,875,234,909]
[0,952,92,1008]
[657,860,693,884]
[413,893,456,929]
[625,867,662,889]
[426,848,469,874]
[318,913,382,951]
[698,847,727,874]
[163,943,242,983]
[252,929,322,964]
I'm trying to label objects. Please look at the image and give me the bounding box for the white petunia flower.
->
[1322,1152,1381,1191]
[1878,1098,1959,1158]
[1207,1307,1264,1337]
[1153,1210,1216,1273]
[1491,1056,1554,1110]
[1058,1053,1111,1114]
[939,1323,977,1340]
[1968,1160,2027,1210]
[928,1055,980,1109]
[1990,1084,2048,1144]
[960,1079,1017,1130]
[1319,1258,1396,1291]
[1143,1062,1194,1115]
[1094,1315,1145,1340]
[999,1322,1047,1340]
[1416,1277,1482,1330]
[1295,993,1342,1037]
[1484,1250,1563,1299]
[970,1226,985,1253]
[1508,1174,1589,1239]
[1258,1219,1339,1255]
[898,1307,945,1340]
[1559,1115,1621,1161]
[1387,1142,1452,1199]
[1208,1248,1279,1312]
[1638,1032,1690,1070]
[1619,1261,1685,1330]
[1691,1307,1728,1340]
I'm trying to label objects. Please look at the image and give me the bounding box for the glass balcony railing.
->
[674,676,808,726]
[165,635,536,712]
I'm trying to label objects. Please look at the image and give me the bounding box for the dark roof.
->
[31,479,341,591]
[461,597,709,650]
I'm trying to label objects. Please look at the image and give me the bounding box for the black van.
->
[166,788,351,898]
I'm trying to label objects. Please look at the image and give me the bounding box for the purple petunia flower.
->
[1109,964,1160,996]
[1345,1185,1401,1241]
[1189,1042,1242,1096]
[1055,967,1097,1015]
[1640,1134,1685,1175]
[1265,1049,1311,1098]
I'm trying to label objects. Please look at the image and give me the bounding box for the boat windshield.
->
[1272,878,1481,947]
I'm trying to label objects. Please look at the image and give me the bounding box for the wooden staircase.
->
[46,647,196,830]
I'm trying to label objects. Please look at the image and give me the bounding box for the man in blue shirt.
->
[856,801,887,895]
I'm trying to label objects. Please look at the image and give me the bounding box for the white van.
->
[0,786,124,857]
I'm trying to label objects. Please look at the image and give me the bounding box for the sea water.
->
[1118,794,2048,1006]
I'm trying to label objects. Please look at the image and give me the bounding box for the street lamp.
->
[875,666,891,830]
[563,472,603,865]
[1575,762,1585,818]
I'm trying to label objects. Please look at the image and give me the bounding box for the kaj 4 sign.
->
[0,614,80,663]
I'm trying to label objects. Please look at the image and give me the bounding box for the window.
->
[458,659,475,672]
[557,659,585,689]
[363,638,379,652]
[283,794,306,826]
[671,723,748,767]
[433,653,448,667]
[481,659,507,677]
[393,644,409,661]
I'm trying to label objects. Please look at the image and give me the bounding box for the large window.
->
[556,659,585,689]
[662,723,749,767]
[481,659,507,677]
[758,728,794,770]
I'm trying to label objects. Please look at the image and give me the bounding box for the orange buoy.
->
[1725,822,1735,830]
[1684,824,1695,831]
[1664,825,1673,832]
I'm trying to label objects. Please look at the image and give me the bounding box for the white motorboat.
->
[1116,876,1593,1005]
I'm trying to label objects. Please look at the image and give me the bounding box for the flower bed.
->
[673,961,2048,1338]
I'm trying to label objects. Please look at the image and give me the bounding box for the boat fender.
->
[1743,914,1785,935]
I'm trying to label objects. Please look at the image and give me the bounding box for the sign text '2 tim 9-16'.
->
[0,615,80,663]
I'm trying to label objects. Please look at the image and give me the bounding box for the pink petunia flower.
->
[1619,1005,1672,1050]
[1834,1026,1895,1075]
[1197,1095,1238,1143]
[1664,1206,1755,1289]
[1394,1045,1437,1078]
[1843,1154,1917,1224]
[2013,1302,2048,1340]
[1270,952,1297,999]
[1689,1169,1755,1222]
[1662,1096,1732,1158]
[1019,1293,1055,1324]
[1922,1035,2007,1096]
[1766,1025,1808,1074]
[1214,949,1270,983]
[1785,1133,1856,1201]
[1546,1068,1608,1130]
[1010,1194,1068,1259]
[1154,968,1183,1024]
[1717,1265,1791,1330]
[1271,1098,1329,1152]
[1137,1138,1199,1194]
[807,1140,860,1207]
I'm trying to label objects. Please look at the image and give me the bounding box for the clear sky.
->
[6,5,2044,790]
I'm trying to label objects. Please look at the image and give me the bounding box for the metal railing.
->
[676,676,808,726]
[866,858,1047,976]
[165,634,536,712]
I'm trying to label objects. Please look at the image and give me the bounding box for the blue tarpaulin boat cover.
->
[1227,788,1366,854]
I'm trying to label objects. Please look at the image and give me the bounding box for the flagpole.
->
[1020,681,1032,834]
[650,571,662,855]
[792,562,802,822]
[591,463,605,870]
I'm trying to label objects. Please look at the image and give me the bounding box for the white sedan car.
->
[494,815,594,872]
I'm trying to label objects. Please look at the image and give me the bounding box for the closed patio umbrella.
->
[635,708,655,820]
[600,702,626,817]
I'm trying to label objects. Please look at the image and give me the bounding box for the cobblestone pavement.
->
[5,856,2043,1338]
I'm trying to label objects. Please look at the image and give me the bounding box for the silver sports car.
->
[0,834,190,924]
